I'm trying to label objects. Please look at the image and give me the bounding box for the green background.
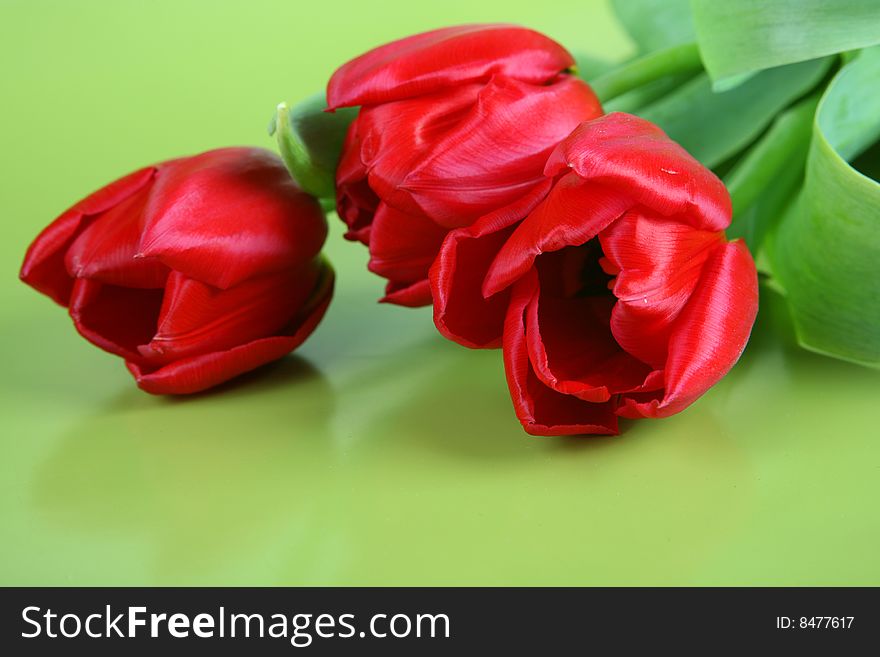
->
[2,0,878,586]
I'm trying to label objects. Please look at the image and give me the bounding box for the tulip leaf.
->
[609,0,695,54]
[727,162,802,263]
[724,93,819,250]
[691,0,880,84]
[269,92,357,200]
[638,57,831,168]
[589,42,703,102]
[602,72,697,114]
[769,46,880,367]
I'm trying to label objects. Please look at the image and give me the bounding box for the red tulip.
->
[328,24,603,306]
[20,148,333,394]
[431,113,759,435]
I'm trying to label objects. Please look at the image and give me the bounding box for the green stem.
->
[725,92,821,217]
[589,42,703,102]
[602,71,696,114]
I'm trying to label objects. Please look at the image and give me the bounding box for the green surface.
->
[1,0,879,586]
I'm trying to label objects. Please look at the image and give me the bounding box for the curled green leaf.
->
[769,46,880,367]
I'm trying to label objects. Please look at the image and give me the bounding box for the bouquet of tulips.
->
[21,0,880,437]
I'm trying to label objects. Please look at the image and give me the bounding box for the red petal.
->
[525,288,653,403]
[367,203,448,283]
[128,265,334,394]
[20,166,156,305]
[327,24,575,109]
[502,271,619,436]
[359,75,600,228]
[599,210,723,368]
[353,82,481,224]
[484,175,631,296]
[380,278,432,307]
[137,264,321,365]
[366,197,441,306]
[68,278,164,361]
[546,113,731,231]
[618,240,758,418]
[139,148,326,289]
[430,180,550,348]
[336,117,379,243]
[64,187,169,289]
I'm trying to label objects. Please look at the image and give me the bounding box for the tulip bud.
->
[326,24,603,306]
[21,147,334,394]
[431,113,759,435]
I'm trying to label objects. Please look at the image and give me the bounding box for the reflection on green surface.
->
[1,0,879,585]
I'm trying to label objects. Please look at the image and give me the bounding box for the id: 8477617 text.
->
[776,617,854,629]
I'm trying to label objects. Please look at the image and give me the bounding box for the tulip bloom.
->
[431,113,758,435]
[328,24,603,306]
[20,148,333,394]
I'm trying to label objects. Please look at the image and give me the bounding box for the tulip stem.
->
[589,43,703,103]
[602,71,696,114]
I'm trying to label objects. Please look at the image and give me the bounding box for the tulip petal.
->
[546,113,732,231]
[336,117,379,243]
[484,175,631,297]
[64,188,170,289]
[599,210,723,368]
[327,24,575,109]
[353,82,481,223]
[526,292,653,403]
[137,264,321,365]
[431,180,551,348]
[139,148,326,289]
[380,278,432,307]
[503,272,619,436]
[360,203,442,306]
[127,265,334,394]
[68,278,164,361]
[360,75,600,228]
[367,203,448,284]
[618,240,758,418]
[19,166,156,305]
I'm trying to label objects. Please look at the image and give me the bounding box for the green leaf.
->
[724,93,819,250]
[768,46,880,367]
[727,161,802,260]
[691,0,880,84]
[638,57,831,167]
[268,92,357,200]
[589,42,703,102]
[602,72,697,114]
[610,0,695,54]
